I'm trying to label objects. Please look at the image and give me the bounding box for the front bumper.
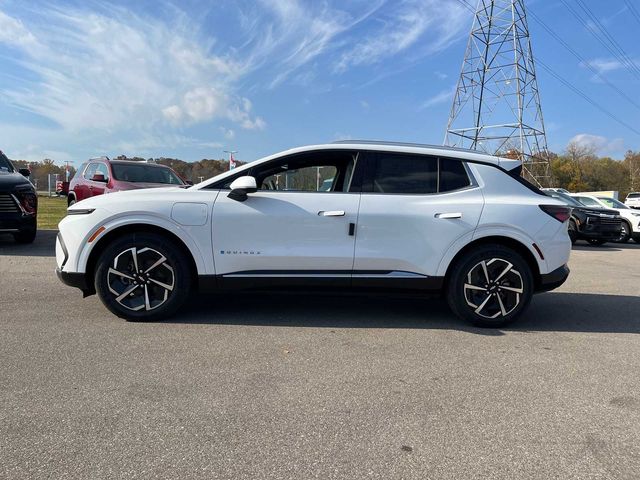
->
[0,213,36,233]
[537,264,570,292]
[55,268,93,297]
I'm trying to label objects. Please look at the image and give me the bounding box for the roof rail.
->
[331,139,487,154]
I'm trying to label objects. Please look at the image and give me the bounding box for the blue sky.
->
[0,0,638,165]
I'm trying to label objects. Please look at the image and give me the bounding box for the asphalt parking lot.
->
[1,231,640,479]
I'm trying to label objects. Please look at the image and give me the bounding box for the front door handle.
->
[318,210,345,217]
[435,212,462,219]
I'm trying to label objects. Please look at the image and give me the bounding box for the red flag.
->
[229,152,236,170]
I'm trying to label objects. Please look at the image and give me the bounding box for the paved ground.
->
[1,231,640,479]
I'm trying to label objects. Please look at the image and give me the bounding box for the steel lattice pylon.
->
[445,0,550,186]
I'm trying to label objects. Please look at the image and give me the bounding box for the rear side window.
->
[628,193,640,198]
[364,153,472,194]
[369,153,438,194]
[439,158,471,192]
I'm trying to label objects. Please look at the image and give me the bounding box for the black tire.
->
[587,239,607,246]
[68,197,76,207]
[615,221,631,243]
[568,219,577,245]
[446,245,534,328]
[94,233,191,321]
[13,228,36,244]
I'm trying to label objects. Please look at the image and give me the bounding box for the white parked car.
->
[625,192,640,209]
[572,194,640,243]
[56,141,572,327]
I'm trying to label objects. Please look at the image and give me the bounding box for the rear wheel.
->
[94,233,191,321]
[447,245,534,328]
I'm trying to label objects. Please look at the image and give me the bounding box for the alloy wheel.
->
[107,247,175,311]
[463,258,524,319]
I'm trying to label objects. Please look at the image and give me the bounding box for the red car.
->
[68,157,187,206]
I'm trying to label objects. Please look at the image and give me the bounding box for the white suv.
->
[572,193,640,243]
[625,192,640,210]
[56,141,571,327]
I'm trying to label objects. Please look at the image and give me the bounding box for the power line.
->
[536,58,640,137]
[560,0,640,81]
[624,0,640,27]
[526,9,640,112]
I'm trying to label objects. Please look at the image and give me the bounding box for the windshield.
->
[598,197,628,209]
[545,190,582,207]
[0,152,15,173]
[112,163,184,184]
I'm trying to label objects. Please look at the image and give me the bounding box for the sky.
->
[0,0,639,165]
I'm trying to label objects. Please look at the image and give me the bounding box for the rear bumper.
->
[537,264,570,292]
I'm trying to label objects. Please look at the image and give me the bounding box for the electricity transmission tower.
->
[445,0,550,186]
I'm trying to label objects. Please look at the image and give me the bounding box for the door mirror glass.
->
[18,168,31,177]
[228,176,257,202]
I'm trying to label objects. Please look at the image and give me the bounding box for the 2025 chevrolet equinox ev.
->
[56,141,571,327]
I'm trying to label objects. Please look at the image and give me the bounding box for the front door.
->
[211,150,362,288]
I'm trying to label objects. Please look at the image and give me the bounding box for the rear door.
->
[353,152,484,288]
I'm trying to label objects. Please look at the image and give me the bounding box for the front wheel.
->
[13,227,36,244]
[94,233,191,321]
[615,222,631,243]
[447,245,534,328]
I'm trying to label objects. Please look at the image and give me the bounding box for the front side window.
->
[112,164,183,184]
[94,163,109,181]
[251,151,359,193]
[83,163,98,180]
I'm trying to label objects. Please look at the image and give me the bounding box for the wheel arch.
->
[67,191,76,205]
[443,235,543,289]
[84,223,200,296]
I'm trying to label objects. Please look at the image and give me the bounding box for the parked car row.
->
[542,188,640,245]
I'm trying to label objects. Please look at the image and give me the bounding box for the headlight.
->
[67,208,95,215]
[12,188,37,215]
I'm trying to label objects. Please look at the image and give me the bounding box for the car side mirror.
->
[186,180,194,186]
[18,168,30,177]
[228,176,257,202]
[92,173,107,183]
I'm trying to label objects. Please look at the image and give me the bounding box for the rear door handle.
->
[435,212,462,219]
[318,210,345,217]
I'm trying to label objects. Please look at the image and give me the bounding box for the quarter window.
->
[439,158,471,192]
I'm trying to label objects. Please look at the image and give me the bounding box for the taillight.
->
[539,204,571,223]
[14,190,38,215]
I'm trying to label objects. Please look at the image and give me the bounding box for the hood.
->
[574,206,620,217]
[71,185,185,210]
[0,169,33,191]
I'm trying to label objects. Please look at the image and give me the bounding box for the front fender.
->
[75,212,213,275]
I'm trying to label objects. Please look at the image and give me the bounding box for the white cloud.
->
[0,10,38,48]
[421,86,455,109]
[219,127,236,140]
[334,0,469,73]
[0,5,262,136]
[569,134,624,154]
